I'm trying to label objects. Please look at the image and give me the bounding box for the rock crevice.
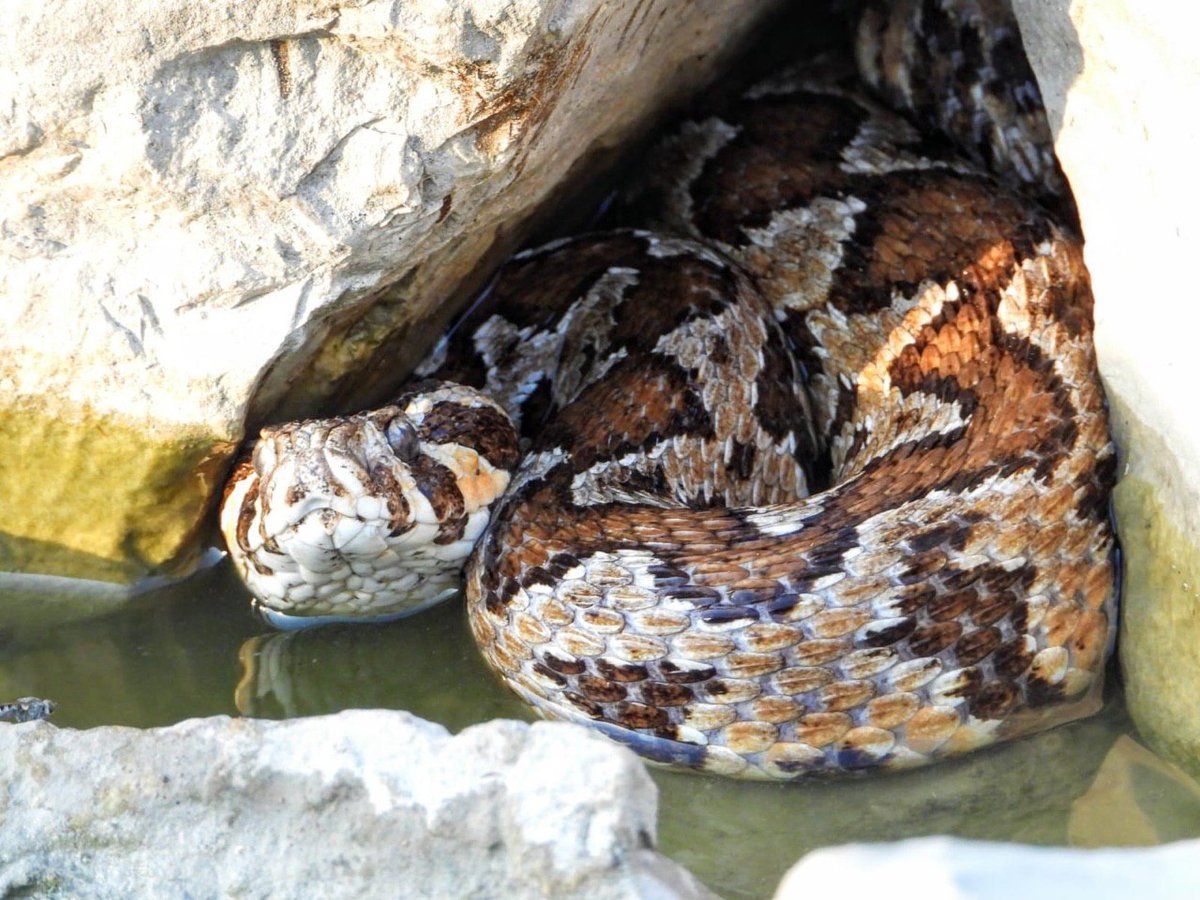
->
[0,0,784,585]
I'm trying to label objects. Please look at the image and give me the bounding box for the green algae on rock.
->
[1113,472,1200,779]
[0,405,235,586]
[2,0,787,605]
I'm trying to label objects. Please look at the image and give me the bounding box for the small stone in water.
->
[0,697,56,723]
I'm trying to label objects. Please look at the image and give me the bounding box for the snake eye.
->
[384,416,421,462]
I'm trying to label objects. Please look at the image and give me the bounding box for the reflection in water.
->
[0,560,526,730]
[656,693,1125,898]
[3,559,1199,900]
[234,614,529,729]
[0,561,259,728]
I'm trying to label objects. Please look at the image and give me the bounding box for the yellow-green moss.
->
[1114,474,1200,778]
[0,404,235,584]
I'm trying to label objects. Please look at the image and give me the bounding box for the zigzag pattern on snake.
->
[220,1,1118,778]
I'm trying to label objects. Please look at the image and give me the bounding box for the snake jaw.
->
[220,387,520,627]
[220,414,440,621]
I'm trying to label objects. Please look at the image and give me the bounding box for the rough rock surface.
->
[0,0,782,586]
[1011,1,1200,776]
[774,836,1200,899]
[0,711,714,899]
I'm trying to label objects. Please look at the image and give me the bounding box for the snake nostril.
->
[385,415,421,462]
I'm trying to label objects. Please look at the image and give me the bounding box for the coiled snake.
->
[221,1,1118,778]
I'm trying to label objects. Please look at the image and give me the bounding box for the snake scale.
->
[221,0,1118,778]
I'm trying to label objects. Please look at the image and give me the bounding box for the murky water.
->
[3,560,1199,899]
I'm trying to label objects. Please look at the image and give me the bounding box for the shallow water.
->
[3,560,1199,899]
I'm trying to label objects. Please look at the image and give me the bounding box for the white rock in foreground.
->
[0,0,782,585]
[0,711,714,899]
[775,837,1200,900]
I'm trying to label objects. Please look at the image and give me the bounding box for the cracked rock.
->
[0,0,782,589]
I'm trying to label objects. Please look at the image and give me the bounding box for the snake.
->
[220,1,1118,778]
[0,697,56,724]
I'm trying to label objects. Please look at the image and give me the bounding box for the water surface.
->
[2,560,1197,899]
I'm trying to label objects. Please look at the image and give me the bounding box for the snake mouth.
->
[224,468,472,624]
[223,432,464,622]
[220,386,519,626]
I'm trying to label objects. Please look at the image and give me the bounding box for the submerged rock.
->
[1011,3,1200,775]
[0,711,713,899]
[0,0,783,587]
[1068,735,1200,847]
[654,696,1150,898]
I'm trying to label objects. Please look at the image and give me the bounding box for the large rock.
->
[0,0,783,587]
[774,836,1200,899]
[0,711,713,898]
[1011,2,1200,776]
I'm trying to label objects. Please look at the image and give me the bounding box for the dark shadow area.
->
[1011,0,1086,140]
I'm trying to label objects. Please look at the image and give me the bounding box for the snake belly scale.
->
[221,9,1118,778]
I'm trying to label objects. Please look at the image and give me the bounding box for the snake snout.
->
[221,407,483,626]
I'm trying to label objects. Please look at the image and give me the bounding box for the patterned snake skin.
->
[221,2,1118,777]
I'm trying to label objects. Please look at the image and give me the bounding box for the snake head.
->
[219,382,519,628]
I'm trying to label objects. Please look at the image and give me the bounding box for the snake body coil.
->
[221,4,1118,778]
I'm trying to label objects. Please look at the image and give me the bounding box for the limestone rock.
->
[1010,1,1200,776]
[0,0,783,586]
[774,836,1200,899]
[0,711,714,899]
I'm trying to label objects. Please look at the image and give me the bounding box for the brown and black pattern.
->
[223,2,1118,778]
[449,18,1117,778]
[424,231,821,509]
[854,0,1080,230]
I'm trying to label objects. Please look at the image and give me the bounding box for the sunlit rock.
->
[0,0,782,586]
[0,711,713,899]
